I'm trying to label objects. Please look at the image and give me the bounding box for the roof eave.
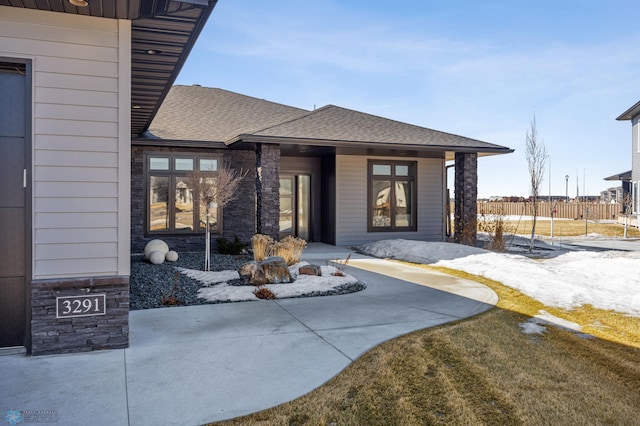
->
[616,100,640,121]
[230,134,514,155]
[604,170,632,181]
[132,137,226,149]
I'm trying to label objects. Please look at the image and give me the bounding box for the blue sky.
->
[176,0,640,198]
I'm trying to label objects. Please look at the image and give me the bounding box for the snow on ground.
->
[358,239,640,317]
[179,262,359,303]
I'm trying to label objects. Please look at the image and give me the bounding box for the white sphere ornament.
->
[149,251,165,265]
[165,250,179,262]
[144,239,169,260]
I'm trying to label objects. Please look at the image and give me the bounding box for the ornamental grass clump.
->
[251,234,274,261]
[282,235,307,265]
[272,241,294,265]
[251,234,307,266]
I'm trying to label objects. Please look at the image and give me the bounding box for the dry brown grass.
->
[495,218,640,238]
[210,265,640,426]
[429,265,640,349]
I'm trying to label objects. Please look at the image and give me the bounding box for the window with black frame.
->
[368,160,417,232]
[147,154,221,234]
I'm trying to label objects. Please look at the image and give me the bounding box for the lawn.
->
[211,265,640,426]
[482,216,640,238]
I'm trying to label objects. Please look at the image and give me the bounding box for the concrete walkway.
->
[0,244,497,426]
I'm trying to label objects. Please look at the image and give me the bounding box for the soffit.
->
[0,0,217,135]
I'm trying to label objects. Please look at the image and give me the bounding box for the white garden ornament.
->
[149,250,166,265]
[144,239,169,260]
[165,250,179,262]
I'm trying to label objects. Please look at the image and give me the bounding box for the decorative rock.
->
[165,250,179,262]
[144,239,169,260]
[238,256,293,285]
[263,257,293,284]
[238,262,266,285]
[299,264,322,276]
[149,251,165,265]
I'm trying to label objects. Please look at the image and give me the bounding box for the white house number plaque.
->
[56,294,106,318]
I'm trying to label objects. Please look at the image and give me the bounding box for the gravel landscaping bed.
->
[130,252,366,310]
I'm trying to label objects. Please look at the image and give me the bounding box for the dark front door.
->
[279,175,310,240]
[0,61,29,348]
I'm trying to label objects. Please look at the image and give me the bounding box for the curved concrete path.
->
[0,244,497,426]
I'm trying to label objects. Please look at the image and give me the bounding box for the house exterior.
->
[0,0,511,356]
[600,186,624,204]
[134,85,513,253]
[0,0,217,355]
[616,101,640,214]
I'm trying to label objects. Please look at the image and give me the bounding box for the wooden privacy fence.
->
[460,202,622,221]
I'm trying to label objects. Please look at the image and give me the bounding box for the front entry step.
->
[0,346,26,356]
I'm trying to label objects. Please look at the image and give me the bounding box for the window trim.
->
[145,153,223,236]
[367,160,417,232]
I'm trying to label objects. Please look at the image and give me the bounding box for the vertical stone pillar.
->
[454,152,478,246]
[255,144,280,239]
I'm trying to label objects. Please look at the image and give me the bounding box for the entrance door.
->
[0,62,29,348]
[279,175,310,240]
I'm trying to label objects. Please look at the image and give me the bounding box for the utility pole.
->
[549,156,553,240]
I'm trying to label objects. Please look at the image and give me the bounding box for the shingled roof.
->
[146,85,512,157]
[146,85,309,141]
[239,104,509,152]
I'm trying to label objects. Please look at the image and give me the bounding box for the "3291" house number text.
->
[56,294,106,318]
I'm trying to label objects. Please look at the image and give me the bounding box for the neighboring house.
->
[616,100,640,213]
[134,85,513,253]
[603,170,631,202]
[599,186,624,204]
[0,0,218,355]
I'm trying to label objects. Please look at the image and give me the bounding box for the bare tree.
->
[525,115,547,251]
[189,164,248,271]
[621,192,633,238]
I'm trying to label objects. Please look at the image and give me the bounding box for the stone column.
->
[255,143,280,239]
[454,152,478,246]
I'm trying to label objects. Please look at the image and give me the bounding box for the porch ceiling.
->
[0,0,217,135]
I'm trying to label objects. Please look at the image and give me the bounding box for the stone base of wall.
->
[454,152,478,246]
[31,276,129,356]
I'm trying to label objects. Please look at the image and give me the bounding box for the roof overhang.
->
[604,170,632,181]
[131,137,226,149]
[0,0,218,135]
[616,101,640,121]
[229,134,515,160]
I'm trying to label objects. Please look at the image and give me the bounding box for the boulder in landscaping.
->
[238,256,293,285]
[299,264,322,276]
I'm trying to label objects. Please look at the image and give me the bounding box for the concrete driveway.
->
[0,245,496,425]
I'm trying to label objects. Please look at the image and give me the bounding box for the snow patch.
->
[358,239,640,317]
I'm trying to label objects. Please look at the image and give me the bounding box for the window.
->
[368,160,417,232]
[147,154,221,234]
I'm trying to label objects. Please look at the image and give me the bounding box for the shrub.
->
[253,285,276,300]
[478,207,510,252]
[216,236,248,255]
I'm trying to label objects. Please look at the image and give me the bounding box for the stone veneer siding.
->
[31,276,129,356]
[255,144,281,239]
[131,145,259,253]
[454,152,478,246]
